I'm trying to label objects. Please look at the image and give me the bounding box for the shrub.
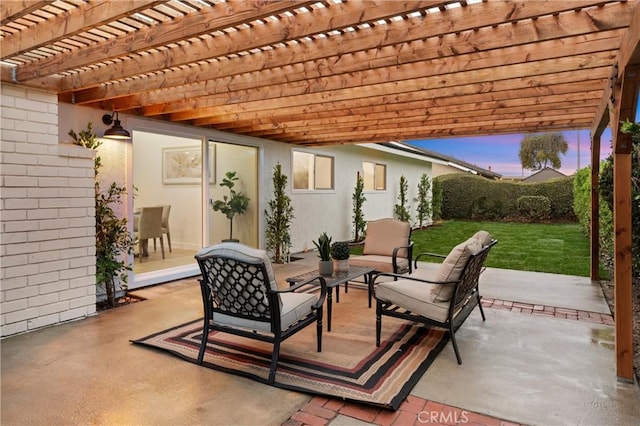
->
[516,196,550,221]
[438,174,576,221]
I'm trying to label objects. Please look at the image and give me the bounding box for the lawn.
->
[353,220,597,277]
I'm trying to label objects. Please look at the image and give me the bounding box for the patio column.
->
[610,65,638,382]
[589,133,600,282]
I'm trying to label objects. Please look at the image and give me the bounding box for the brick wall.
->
[1,83,97,337]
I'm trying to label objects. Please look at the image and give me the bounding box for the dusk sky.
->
[407,128,614,178]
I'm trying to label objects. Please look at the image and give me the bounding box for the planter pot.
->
[318,260,334,276]
[333,259,349,273]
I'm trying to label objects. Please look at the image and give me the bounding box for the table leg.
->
[327,287,333,332]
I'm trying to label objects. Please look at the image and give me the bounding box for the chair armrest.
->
[275,275,327,309]
[392,241,414,273]
[414,251,446,268]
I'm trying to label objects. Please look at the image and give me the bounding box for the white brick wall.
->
[1,83,96,337]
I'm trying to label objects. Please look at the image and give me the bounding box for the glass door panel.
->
[208,141,259,247]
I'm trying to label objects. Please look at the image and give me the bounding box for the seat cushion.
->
[431,237,483,302]
[349,255,410,273]
[213,292,318,332]
[363,218,410,258]
[376,279,449,323]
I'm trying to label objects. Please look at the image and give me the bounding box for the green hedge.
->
[436,174,576,221]
[517,196,550,220]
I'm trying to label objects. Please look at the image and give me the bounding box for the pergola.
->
[1,0,638,380]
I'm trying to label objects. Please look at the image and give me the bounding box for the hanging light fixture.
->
[101,111,131,140]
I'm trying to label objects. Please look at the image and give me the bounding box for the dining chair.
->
[153,205,172,253]
[135,206,164,262]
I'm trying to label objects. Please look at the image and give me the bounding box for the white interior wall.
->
[132,131,202,250]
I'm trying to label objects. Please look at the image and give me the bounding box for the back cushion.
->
[430,237,483,302]
[363,218,411,257]
[196,242,278,292]
[472,230,492,246]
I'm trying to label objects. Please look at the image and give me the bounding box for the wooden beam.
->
[277,120,591,145]
[98,32,621,111]
[1,0,167,59]
[590,132,601,282]
[609,65,639,382]
[62,3,630,101]
[0,0,48,26]
[590,0,640,136]
[194,80,605,127]
[244,107,597,138]
[13,0,444,81]
[223,99,601,133]
[157,62,611,121]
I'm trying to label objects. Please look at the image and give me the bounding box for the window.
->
[363,161,386,190]
[293,151,334,190]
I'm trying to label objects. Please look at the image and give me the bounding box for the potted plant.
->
[352,172,366,242]
[69,123,135,309]
[331,241,350,272]
[313,232,333,275]
[265,163,294,263]
[211,171,250,242]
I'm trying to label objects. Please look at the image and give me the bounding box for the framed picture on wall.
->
[162,145,215,184]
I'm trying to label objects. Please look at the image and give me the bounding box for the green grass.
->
[353,220,601,277]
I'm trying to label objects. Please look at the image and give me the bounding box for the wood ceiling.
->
[1,0,637,146]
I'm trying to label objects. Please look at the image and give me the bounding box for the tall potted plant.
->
[69,123,134,309]
[352,172,366,242]
[265,163,294,263]
[211,171,250,242]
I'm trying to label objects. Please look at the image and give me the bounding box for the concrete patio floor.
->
[2,253,639,426]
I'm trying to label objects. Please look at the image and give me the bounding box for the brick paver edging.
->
[481,298,614,325]
[282,395,522,426]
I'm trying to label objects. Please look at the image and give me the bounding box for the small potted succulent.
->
[331,241,350,272]
[313,232,333,276]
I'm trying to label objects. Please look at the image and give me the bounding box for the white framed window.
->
[293,151,335,190]
[363,161,386,191]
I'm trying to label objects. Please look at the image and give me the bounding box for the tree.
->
[352,172,366,242]
[394,175,411,223]
[265,163,294,264]
[414,173,432,228]
[518,133,569,171]
[69,123,134,309]
[211,171,250,241]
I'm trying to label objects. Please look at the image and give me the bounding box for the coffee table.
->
[286,265,375,332]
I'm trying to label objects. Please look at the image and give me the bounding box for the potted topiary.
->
[331,241,350,272]
[265,163,294,263]
[313,232,333,276]
[211,171,250,242]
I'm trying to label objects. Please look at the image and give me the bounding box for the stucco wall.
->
[1,83,96,337]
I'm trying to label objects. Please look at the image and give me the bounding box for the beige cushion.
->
[213,292,318,332]
[349,255,410,273]
[363,218,410,258]
[376,279,450,322]
[196,242,278,291]
[472,230,492,246]
[431,237,483,302]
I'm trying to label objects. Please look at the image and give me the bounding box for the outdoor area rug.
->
[133,311,448,410]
